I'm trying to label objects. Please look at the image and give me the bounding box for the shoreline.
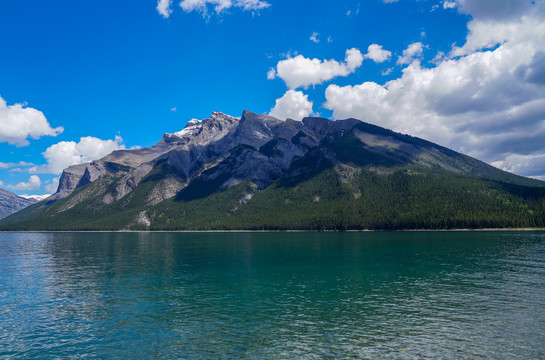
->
[1,228,544,233]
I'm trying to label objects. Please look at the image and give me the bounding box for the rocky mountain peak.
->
[210,111,236,121]
[162,111,239,146]
[241,109,282,125]
[48,110,359,204]
[301,116,335,133]
[3,108,545,231]
[301,116,361,138]
[171,118,203,140]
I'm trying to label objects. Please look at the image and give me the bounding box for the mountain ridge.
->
[0,189,37,220]
[1,110,544,230]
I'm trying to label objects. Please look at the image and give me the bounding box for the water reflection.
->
[0,231,544,358]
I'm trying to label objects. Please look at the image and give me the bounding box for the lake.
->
[1,231,544,358]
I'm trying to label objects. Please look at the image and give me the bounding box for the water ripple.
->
[1,231,544,359]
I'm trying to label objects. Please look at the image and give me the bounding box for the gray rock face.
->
[0,189,37,219]
[55,109,491,210]
[49,161,108,201]
[5,108,541,231]
[48,110,380,207]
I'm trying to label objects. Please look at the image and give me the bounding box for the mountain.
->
[19,194,52,202]
[2,110,545,230]
[0,189,37,220]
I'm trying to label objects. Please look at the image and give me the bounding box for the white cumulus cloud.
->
[324,0,545,179]
[450,3,545,57]
[267,67,276,80]
[454,0,535,20]
[381,68,394,76]
[31,135,127,175]
[269,90,313,121]
[44,177,60,193]
[0,95,63,146]
[492,153,545,180]
[235,0,270,11]
[273,48,364,89]
[157,0,173,18]
[179,0,270,16]
[364,44,392,63]
[3,175,41,191]
[397,42,425,65]
[310,32,319,43]
[0,161,35,169]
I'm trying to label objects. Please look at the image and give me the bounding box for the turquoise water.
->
[1,231,544,359]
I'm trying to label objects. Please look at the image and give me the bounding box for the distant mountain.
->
[19,194,51,202]
[0,189,37,220]
[2,110,545,230]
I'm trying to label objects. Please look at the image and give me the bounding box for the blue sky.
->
[1,0,544,196]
